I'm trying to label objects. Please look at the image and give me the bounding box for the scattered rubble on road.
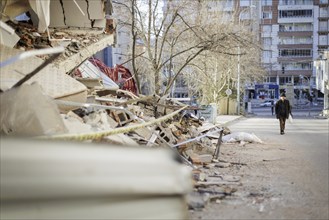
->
[0,64,263,212]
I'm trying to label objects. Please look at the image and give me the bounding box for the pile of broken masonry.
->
[0,74,263,212]
[0,81,226,164]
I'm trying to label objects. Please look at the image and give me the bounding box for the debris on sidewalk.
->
[222,132,263,144]
[0,43,251,213]
[0,6,265,214]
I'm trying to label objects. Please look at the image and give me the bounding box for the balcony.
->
[278,25,313,37]
[278,57,313,63]
[279,0,314,6]
[278,16,313,23]
[318,27,329,34]
[319,0,329,6]
[319,12,329,18]
[278,44,313,49]
[278,9,314,23]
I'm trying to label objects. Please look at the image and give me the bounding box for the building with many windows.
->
[258,0,329,104]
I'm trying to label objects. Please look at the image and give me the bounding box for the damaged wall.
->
[49,0,107,28]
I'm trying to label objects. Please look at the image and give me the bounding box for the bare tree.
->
[113,0,265,110]
[171,1,265,107]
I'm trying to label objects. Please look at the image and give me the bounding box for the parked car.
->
[260,100,275,107]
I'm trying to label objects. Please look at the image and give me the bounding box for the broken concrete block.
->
[168,124,182,137]
[215,162,231,168]
[61,114,93,134]
[157,124,177,144]
[205,175,241,183]
[131,124,152,140]
[83,109,115,131]
[103,133,139,146]
[106,114,119,128]
[66,111,84,123]
[0,83,67,136]
[192,170,207,182]
[146,131,159,146]
[198,154,213,163]
[76,78,103,89]
[0,45,88,113]
[186,192,209,210]
[111,110,131,126]
[0,21,20,48]
[127,105,144,118]
[189,154,202,164]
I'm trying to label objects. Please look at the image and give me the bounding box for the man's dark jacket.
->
[275,99,291,119]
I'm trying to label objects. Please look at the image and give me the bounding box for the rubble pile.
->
[1,15,265,215]
[6,20,105,61]
[0,75,263,213]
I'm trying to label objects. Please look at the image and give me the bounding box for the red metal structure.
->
[88,58,138,95]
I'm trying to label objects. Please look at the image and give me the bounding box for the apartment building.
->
[259,0,329,102]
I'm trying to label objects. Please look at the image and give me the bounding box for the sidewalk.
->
[215,115,243,127]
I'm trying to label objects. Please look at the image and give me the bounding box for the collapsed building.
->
[0,1,263,219]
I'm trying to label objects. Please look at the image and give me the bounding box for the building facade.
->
[258,0,329,103]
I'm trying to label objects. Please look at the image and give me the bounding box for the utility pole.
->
[237,46,240,115]
[237,4,255,115]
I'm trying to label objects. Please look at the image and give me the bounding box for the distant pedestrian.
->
[275,93,291,135]
[271,100,274,115]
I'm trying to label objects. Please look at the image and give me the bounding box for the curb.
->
[217,115,244,127]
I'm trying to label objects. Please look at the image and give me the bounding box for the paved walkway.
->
[215,115,243,126]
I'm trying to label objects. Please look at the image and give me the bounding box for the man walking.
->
[271,100,274,115]
[275,93,291,135]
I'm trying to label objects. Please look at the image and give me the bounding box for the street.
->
[251,104,324,118]
[190,116,329,219]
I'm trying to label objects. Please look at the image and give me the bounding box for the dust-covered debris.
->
[222,132,263,144]
[0,16,259,214]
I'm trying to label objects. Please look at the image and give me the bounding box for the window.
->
[280,37,293,44]
[263,50,272,58]
[262,0,272,5]
[319,21,328,31]
[279,49,312,57]
[262,25,272,33]
[319,35,328,45]
[319,7,328,17]
[280,0,313,5]
[281,36,312,44]
[263,11,272,19]
[279,24,293,32]
[262,37,272,45]
[295,0,314,5]
[240,0,251,7]
[279,77,292,85]
[294,23,313,31]
[264,77,276,83]
[279,23,313,32]
[279,10,313,18]
[282,62,312,70]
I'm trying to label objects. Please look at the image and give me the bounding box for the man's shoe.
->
[280,130,284,135]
